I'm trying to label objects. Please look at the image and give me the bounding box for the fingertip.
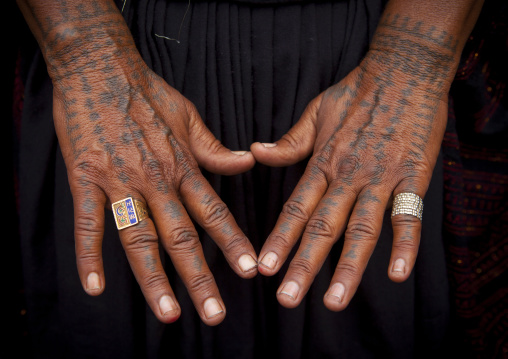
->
[250,141,287,167]
[388,258,411,283]
[250,141,277,150]
[84,271,105,296]
[258,251,280,276]
[236,253,258,279]
[202,149,256,175]
[277,281,302,309]
[202,297,226,326]
[158,295,181,324]
[323,282,348,311]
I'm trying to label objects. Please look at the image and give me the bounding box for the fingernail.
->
[238,254,257,272]
[231,151,247,156]
[262,143,277,148]
[260,252,278,270]
[327,282,345,303]
[204,298,224,319]
[159,295,177,315]
[279,281,300,300]
[86,272,101,290]
[392,258,406,273]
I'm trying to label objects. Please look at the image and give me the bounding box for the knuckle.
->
[392,215,420,228]
[70,158,106,184]
[267,232,294,251]
[76,250,101,264]
[393,238,417,252]
[178,164,198,190]
[75,215,103,236]
[142,158,165,182]
[345,220,377,241]
[310,153,331,176]
[336,260,361,279]
[336,154,361,178]
[123,228,159,250]
[305,218,334,240]
[290,257,315,277]
[167,227,200,252]
[141,272,168,291]
[282,200,309,223]
[206,138,224,154]
[186,272,215,293]
[224,235,250,254]
[202,201,230,227]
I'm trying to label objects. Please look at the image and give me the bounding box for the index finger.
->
[258,160,328,276]
[179,172,258,278]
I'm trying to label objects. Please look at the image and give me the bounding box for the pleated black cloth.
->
[18,0,449,358]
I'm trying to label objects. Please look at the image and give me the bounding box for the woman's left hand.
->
[250,30,453,309]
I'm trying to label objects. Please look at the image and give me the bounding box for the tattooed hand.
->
[251,13,464,310]
[19,0,257,325]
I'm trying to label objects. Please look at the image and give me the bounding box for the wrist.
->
[35,7,142,84]
[364,14,462,98]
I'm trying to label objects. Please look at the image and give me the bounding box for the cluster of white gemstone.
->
[391,192,423,221]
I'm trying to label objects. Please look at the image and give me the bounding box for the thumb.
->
[250,94,321,167]
[186,101,255,176]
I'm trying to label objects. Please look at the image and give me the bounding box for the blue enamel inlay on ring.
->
[125,198,138,224]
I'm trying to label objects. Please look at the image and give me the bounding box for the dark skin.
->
[252,0,484,309]
[18,0,259,325]
[18,0,484,323]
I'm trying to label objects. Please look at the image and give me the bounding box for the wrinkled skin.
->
[252,16,454,309]
[32,4,259,325]
[18,0,483,324]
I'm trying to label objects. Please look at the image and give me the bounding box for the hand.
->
[251,41,451,310]
[52,46,258,325]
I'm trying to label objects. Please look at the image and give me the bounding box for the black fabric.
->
[18,0,449,358]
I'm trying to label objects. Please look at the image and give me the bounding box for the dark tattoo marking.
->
[193,255,203,271]
[82,198,97,213]
[300,243,312,259]
[221,223,233,236]
[78,175,90,187]
[144,255,157,272]
[93,124,104,135]
[112,156,124,167]
[117,172,129,183]
[358,189,381,205]
[345,244,358,259]
[331,186,344,197]
[165,200,183,219]
[279,221,290,234]
[83,235,94,251]
[201,194,214,205]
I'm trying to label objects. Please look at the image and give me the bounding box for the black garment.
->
[18,0,449,358]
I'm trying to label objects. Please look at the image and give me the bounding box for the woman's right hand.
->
[19,0,258,325]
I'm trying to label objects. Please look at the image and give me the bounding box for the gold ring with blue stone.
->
[112,197,149,230]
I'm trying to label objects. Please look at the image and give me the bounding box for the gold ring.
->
[391,192,423,221]
[112,197,149,230]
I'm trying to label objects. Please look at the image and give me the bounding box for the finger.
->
[112,194,181,324]
[72,180,107,296]
[388,184,425,283]
[147,191,226,326]
[276,184,357,308]
[258,160,328,276]
[324,187,391,311]
[186,100,256,175]
[250,95,322,167]
[179,173,258,278]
